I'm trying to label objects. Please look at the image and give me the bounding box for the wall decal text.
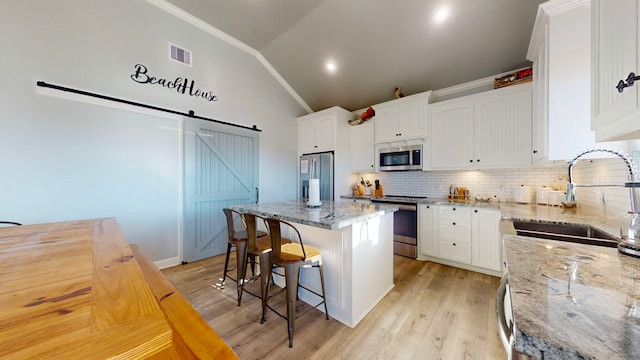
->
[130,64,218,102]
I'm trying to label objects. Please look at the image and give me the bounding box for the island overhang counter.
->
[231,200,398,327]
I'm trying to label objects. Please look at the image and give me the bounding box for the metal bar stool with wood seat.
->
[240,213,291,310]
[222,208,267,305]
[263,217,329,348]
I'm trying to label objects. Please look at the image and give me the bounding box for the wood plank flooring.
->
[162,254,506,359]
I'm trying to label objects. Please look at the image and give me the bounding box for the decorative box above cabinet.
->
[297,106,354,154]
[373,91,432,143]
[592,0,640,141]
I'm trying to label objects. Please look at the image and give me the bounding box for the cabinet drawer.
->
[438,220,472,244]
[438,241,472,264]
[438,206,472,222]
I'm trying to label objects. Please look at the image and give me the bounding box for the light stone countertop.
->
[505,235,640,360]
[231,201,397,230]
[344,195,640,358]
[498,202,640,359]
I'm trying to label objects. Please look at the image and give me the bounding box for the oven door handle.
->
[496,275,515,354]
[396,204,417,211]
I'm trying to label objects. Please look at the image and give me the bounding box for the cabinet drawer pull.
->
[453,243,456,246]
[474,209,478,213]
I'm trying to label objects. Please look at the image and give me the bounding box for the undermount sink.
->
[512,220,619,248]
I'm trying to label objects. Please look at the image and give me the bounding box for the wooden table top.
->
[0,218,173,359]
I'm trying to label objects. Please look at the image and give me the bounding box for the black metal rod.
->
[36,81,262,132]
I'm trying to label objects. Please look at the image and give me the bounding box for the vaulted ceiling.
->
[166,0,545,113]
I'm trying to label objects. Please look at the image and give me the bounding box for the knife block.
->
[374,186,383,197]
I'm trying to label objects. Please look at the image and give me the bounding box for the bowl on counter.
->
[475,195,491,202]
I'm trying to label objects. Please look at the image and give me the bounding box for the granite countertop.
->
[498,202,640,359]
[231,201,397,230]
[505,235,640,360]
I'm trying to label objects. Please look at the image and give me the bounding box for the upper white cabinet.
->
[592,0,640,141]
[350,121,375,172]
[373,92,431,143]
[528,0,628,161]
[430,84,532,169]
[429,99,475,168]
[297,106,353,154]
[297,106,355,198]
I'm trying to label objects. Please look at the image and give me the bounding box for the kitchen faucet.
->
[565,148,640,257]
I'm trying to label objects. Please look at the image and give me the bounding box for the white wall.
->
[0,0,303,262]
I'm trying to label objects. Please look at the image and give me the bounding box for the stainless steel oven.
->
[378,145,423,171]
[371,195,426,258]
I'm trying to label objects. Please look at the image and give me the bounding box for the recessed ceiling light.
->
[326,62,337,73]
[434,7,449,23]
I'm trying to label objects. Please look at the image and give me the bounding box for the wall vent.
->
[169,43,192,66]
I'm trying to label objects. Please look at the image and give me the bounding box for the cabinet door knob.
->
[314,145,318,148]
[469,159,473,163]
[474,209,478,213]
[477,159,480,162]
[533,150,538,154]
[452,208,456,211]
[453,243,457,246]
[452,222,456,226]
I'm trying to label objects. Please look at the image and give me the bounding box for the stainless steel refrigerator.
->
[300,151,334,202]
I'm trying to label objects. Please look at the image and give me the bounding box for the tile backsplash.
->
[356,157,636,216]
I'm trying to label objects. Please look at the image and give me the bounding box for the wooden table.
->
[0,218,237,359]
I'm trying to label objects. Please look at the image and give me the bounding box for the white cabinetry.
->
[418,204,501,276]
[297,106,355,199]
[430,84,532,169]
[298,117,334,154]
[418,204,437,257]
[471,209,502,271]
[528,0,627,161]
[592,0,640,141]
[298,107,353,154]
[350,121,375,172]
[437,206,472,264]
[373,92,431,143]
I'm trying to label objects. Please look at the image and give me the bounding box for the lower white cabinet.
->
[437,206,472,263]
[471,209,502,271]
[418,204,437,256]
[418,204,501,275]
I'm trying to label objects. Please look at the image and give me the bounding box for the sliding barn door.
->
[183,118,260,262]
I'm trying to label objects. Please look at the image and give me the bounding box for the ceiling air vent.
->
[169,43,192,66]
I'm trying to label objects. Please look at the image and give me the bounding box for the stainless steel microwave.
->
[378,145,423,171]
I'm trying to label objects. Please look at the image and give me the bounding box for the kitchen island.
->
[231,201,397,327]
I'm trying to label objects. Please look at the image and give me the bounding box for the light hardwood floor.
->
[162,254,507,360]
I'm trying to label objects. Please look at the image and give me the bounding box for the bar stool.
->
[240,213,291,309]
[222,208,267,304]
[263,217,329,348]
